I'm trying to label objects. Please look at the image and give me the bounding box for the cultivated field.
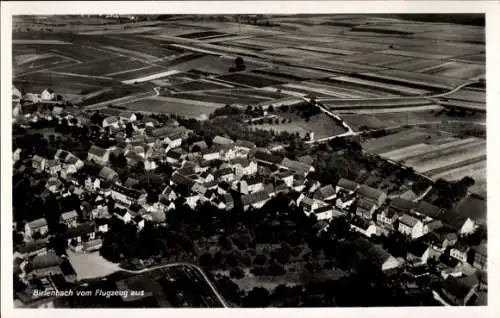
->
[363,127,486,195]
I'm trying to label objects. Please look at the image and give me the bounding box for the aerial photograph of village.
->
[10,14,486,308]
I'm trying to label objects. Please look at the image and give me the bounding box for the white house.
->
[407,241,433,266]
[25,218,49,239]
[88,145,109,166]
[102,116,120,129]
[40,89,55,101]
[85,177,101,192]
[398,214,427,239]
[350,218,377,237]
[450,244,470,263]
[201,148,221,161]
[114,209,132,223]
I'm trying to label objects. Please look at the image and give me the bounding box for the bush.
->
[230,267,246,279]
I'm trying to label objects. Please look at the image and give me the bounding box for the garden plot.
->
[172,92,265,105]
[263,47,335,60]
[171,79,235,92]
[296,46,358,56]
[217,72,287,88]
[378,49,455,60]
[297,59,385,74]
[253,66,335,80]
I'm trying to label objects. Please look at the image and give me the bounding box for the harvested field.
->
[121,70,180,84]
[14,71,115,95]
[109,65,168,79]
[14,54,77,75]
[171,92,265,105]
[171,79,234,92]
[50,56,149,77]
[120,96,224,117]
[317,75,430,96]
[444,88,485,103]
[341,110,485,130]
[177,31,228,39]
[13,39,71,45]
[419,62,485,80]
[357,70,468,90]
[336,52,414,67]
[362,128,441,154]
[297,59,385,74]
[217,72,287,87]
[410,140,485,174]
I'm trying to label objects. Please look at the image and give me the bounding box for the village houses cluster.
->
[13,88,486,307]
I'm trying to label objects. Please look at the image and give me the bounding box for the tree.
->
[229,267,245,279]
[268,105,274,113]
[242,287,270,307]
[125,123,134,138]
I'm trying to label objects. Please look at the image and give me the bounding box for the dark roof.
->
[170,172,195,187]
[426,220,444,231]
[315,205,334,214]
[353,238,393,267]
[235,139,256,149]
[254,150,283,164]
[111,184,141,199]
[151,126,176,138]
[357,198,375,211]
[88,145,107,157]
[190,140,208,151]
[357,185,386,203]
[243,175,264,186]
[438,211,470,231]
[351,217,372,230]
[408,240,430,257]
[66,222,95,238]
[230,157,251,166]
[124,177,140,188]
[167,151,182,160]
[115,208,129,217]
[242,190,270,206]
[27,218,48,230]
[215,168,234,178]
[313,184,336,200]
[453,194,486,223]
[297,155,314,165]
[16,241,47,254]
[222,193,234,204]
[30,252,62,269]
[201,145,222,155]
[399,214,420,227]
[99,166,118,180]
[389,198,415,214]
[280,158,312,173]
[337,178,358,191]
[60,260,76,276]
[413,201,443,219]
[442,276,479,303]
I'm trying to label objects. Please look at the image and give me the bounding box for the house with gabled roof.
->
[254,150,283,166]
[14,241,48,259]
[437,275,479,306]
[450,243,470,263]
[87,145,109,165]
[201,146,221,161]
[65,222,97,250]
[59,210,78,228]
[99,166,119,182]
[234,139,256,152]
[378,198,414,229]
[350,217,377,237]
[240,175,265,194]
[313,205,342,221]
[353,238,401,271]
[241,190,271,210]
[398,214,426,239]
[32,155,47,172]
[215,167,235,183]
[356,198,377,220]
[407,240,433,266]
[356,185,387,207]
[212,135,234,146]
[170,172,195,188]
[335,178,358,194]
[280,158,314,176]
[438,211,477,236]
[313,184,336,202]
[111,183,144,206]
[411,201,443,220]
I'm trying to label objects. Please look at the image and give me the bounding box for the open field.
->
[363,127,486,195]
[342,110,486,130]
[118,95,224,118]
[252,111,347,139]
